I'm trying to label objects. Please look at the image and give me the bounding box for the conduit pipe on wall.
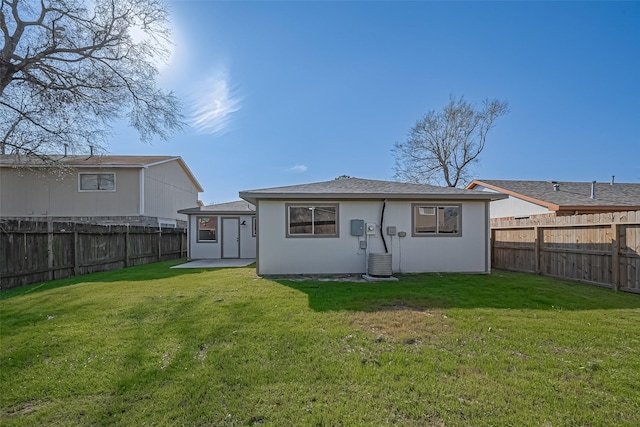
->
[380,200,388,253]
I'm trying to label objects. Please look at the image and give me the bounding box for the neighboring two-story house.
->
[0,155,203,227]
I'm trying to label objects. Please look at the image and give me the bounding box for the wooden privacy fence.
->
[491,211,640,293]
[0,220,187,290]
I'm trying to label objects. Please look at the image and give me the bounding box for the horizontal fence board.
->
[0,220,187,289]
[491,210,640,293]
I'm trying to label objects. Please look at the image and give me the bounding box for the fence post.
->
[534,226,542,275]
[158,229,162,262]
[490,228,495,269]
[125,226,130,267]
[47,220,54,281]
[611,223,619,291]
[73,231,80,276]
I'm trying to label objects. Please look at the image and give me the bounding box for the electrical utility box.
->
[386,226,397,236]
[350,219,364,236]
[366,223,377,235]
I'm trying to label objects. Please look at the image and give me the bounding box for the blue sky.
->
[109,1,640,205]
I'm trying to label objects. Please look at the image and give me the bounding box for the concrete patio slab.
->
[171,259,255,269]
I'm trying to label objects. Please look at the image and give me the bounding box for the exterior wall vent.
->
[368,253,392,277]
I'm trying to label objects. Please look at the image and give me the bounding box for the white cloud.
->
[190,73,241,135]
[287,164,308,173]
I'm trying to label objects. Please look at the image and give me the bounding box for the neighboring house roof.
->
[467,179,640,213]
[239,177,507,204]
[178,200,256,215]
[0,154,204,192]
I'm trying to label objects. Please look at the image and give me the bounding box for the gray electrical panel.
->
[350,219,364,236]
[386,226,397,236]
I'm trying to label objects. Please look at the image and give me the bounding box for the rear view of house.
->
[0,155,203,227]
[240,178,506,276]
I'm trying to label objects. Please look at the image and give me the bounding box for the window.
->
[197,216,218,242]
[287,204,338,237]
[252,217,257,237]
[79,173,115,191]
[412,204,461,236]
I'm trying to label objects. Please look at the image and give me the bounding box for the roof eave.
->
[467,180,557,210]
[142,156,203,193]
[171,157,204,193]
[238,191,506,202]
[239,195,257,205]
[2,163,145,169]
[179,209,255,215]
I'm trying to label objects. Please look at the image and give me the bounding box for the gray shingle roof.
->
[469,180,640,209]
[240,178,506,203]
[178,200,256,215]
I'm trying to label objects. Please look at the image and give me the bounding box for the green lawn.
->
[2,261,639,426]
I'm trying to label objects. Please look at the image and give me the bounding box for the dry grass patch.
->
[351,302,451,345]
[3,401,51,418]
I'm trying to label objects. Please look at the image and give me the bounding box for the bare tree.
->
[0,0,182,159]
[393,96,509,187]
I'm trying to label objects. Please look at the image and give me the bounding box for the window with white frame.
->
[197,216,218,242]
[287,204,338,237]
[78,173,115,191]
[412,204,461,236]
[252,217,257,237]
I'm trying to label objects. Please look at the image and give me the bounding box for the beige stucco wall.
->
[144,161,200,221]
[256,199,490,275]
[0,167,139,217]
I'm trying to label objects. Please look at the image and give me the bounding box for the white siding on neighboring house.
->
[143,161,200,222]
[0,167,139,217]
[489,196,549,218]
[472,184,549,218]
[256,199,489,275]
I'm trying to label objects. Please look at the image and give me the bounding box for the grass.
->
[1,261,640,426]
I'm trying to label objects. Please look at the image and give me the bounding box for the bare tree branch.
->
[393,95,509,187]
[1,0,182,159]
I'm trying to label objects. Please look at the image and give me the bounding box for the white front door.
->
[222,217,240,258]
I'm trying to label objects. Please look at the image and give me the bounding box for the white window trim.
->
[286,203,340,238]
[78,172,116,192]
[411,203,462,237]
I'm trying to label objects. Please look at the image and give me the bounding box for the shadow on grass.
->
[0,260,248,300]
[274,270,640,312]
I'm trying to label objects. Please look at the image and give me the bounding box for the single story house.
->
[466,179,640,219]
[0,155,203,227]
[178,200,256,260]
[239,177,506,276]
